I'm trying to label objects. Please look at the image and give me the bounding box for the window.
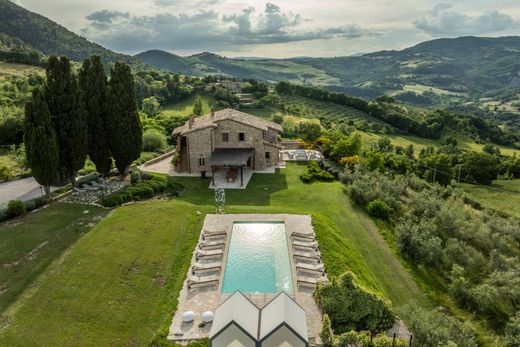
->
[198,157,206,166]
[265,152,271,160]
[222,132,229,142]
[238,132,245,141]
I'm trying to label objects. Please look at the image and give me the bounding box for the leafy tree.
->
[79,56,112,177]
[142,96,161,117]
[460,152,499,185]
[193,95,203,116]
[403,306,477,347]
[142,129,167,152]
[376,137,393,152]
[106,61,143,178]
[482,143,501,156]
[315,272,395,334]
[404,144,414,158]
[505,312,520,347]
[419,153,453,186]
[24,87,59,196]
[272,114,284,125]
[45,56,87,185]
[320,314,335,347]
[298,122,321,142]
[331,132,362,160]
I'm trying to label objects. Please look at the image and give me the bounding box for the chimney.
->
[189,117,195,129]
[211,104,216,118]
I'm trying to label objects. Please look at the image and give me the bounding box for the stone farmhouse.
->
[172,108,283,186]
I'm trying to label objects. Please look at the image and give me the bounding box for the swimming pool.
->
[221,222,294,295]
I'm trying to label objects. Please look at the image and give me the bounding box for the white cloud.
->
[82,3,378,53]
[414,4,518,36]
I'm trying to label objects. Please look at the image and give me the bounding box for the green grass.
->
[0,203,108,314]
[160,94,215,119]
[0,61,43,76]
[0,163,433,346]
[462,180,520,218]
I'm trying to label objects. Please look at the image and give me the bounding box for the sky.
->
[13,0,520,58]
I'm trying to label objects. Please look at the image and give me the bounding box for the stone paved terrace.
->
[168,214,323,345]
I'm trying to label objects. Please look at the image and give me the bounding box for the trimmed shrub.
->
[126,184,155,200]
[300,161,335,183]
[101,193,126,207]
[142,129,167,152]
[6,200,26,219]
[25,196,46,212]
[366,199,392,219]
[130,170,141,184]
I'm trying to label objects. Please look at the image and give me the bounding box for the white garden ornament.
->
[202,311,214,323]
[182,311,195,323]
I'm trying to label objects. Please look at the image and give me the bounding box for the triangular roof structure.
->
[209,291,260,341]
[259,292,308,343]
[172,108,283,136]
[209,291,309,346]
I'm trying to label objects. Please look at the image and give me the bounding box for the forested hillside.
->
[136,37,520,128]
[0,0,135,63]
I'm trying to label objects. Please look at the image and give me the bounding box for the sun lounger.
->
[291,232,315,241]
[297,275,327,288]
[196,248,224,260]
[187,274,219,289]
[199,240,226,250]
[202,230,227,239]
[296,262,325,273]
[192,261,222,274]
[293,239,318,248]
[293,250,321,262]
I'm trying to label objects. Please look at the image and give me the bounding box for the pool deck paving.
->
[168,214,323,345]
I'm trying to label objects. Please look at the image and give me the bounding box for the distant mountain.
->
[0,0,135,63]
[135,36,520,115]
[135,50,196,74]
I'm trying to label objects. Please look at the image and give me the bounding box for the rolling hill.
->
[0,0,135,63]
[135,36,520,112]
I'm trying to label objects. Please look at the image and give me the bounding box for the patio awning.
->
[209,148,253,166]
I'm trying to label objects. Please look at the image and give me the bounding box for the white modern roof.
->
[209,291,260,340]
[259,292,308,342]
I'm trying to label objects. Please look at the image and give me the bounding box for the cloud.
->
[414,4,517,36]
[86,10,129,23]
[153,0,220,7]
[82,2,377,53]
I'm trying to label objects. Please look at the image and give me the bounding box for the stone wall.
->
[213,119,267,170]
[179,119,282,173]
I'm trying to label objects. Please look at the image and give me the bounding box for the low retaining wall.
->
[143,151,175,167]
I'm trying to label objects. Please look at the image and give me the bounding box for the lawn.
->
[462,179,520,218]
[0,163,432,346]
[0,203,108,314]
[160,94,215,119]
[0,61,43,76]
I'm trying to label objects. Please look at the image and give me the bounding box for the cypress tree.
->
[79,56,112,176]
[45,56,88,185]
[24,87,59,197]
[106,61,142,178]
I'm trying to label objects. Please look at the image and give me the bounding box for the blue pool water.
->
[221,222,293,294]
